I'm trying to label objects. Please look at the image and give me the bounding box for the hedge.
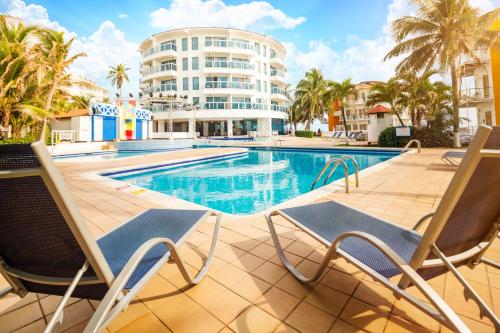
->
[378,127,453,148]
[0,136,37,144]
[295,130,314,138]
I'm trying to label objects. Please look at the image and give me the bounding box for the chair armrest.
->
[412,213,434,232]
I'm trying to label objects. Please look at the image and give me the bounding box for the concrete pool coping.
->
[83,146,414,219]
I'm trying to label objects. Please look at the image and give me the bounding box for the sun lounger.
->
[266,125,500,332]
[442,150,466,166]
[0,142,222,333]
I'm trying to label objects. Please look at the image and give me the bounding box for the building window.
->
[263,81,267,93]
[192,37,198,50]
[182,58,188,71]
[160,40,176,51]
[263,45,267,56]
[205,76,228,88]
[192,57,199,70]
[192,77,199,90]
[193,97,200,105]
[205,36,227,47]
[182,38,188,51]
[183,77,189,91]
[263,63,267,75]
[256,80,261,92]
[161,79,176,91]
[255,42,260,54]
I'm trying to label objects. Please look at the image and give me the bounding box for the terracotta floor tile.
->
[252,262,288,285]
[251,243,279,260]
[384,314,435,333]
[391,299,440,331]
[273,323,300,333]
[268,252,304,267]
[184,277,228,308]
[107,301,152,332]
[229,305,281,333]
[11,319,46,333]
[205,289,251,324]
[232,252,266,271]
[275,274,312,299]
[339,298,389,333]
[115,313,171,333]
[257,287,301,320]
[353,280,396,312]
[328,319,365,333]
[211,263,248,287]
[169,306,224,333]
[284,241,315,258]
[228,276,272,302]
[46,300,94,333]
[320,268,361,296]
[0,301,44,333]
[285,302,335,333]
[0,293,38,316]
[304,284,350,316]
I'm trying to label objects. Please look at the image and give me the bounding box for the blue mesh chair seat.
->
[97,209,208,289]
[281,202,421,278]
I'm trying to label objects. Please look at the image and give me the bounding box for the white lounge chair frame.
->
[266,125,499,333]
[0,141,222,333]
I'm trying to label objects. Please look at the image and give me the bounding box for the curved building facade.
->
[138,27,288,139]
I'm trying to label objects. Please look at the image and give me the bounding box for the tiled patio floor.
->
[0,147,498,333]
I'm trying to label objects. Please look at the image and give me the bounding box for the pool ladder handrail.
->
[310,155,359,192]
[401,139,421,154]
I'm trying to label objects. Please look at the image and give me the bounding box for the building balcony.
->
[459,87,494,106]
[204,81,255,95]
[142,44,177,63]
[271,104,288,112]
[459,49,490,77]
[142,64,177,81]
[271,87,288,101]
[270,54,285,67]
[204,40,255,55]
[143,83,177,95]
[270,69,286,84]
[204,61,255,75]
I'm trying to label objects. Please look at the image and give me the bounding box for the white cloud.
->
[149,0,305,31]
[71,21,140,95]
[0,0,140,95]
[118,13,128,19]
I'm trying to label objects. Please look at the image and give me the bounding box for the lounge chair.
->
[442,150,466,166]
[0,142,222,333]
[266,125,500,332]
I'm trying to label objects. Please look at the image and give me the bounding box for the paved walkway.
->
[0,147,498,333]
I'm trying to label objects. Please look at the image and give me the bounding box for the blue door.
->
[102,116,116,141]
[136,119,143,140]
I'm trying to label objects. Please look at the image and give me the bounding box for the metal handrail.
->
[402,139,421,154]
[310,158,350,192]
[323,155,359,188]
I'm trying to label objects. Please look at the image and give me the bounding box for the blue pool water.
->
[54,149,187,161]
[112,148,398,215]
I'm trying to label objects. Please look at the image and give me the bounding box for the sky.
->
[1,0,499,96]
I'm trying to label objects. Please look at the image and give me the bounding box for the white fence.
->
[51,130,77,145]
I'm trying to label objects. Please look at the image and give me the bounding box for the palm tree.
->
[366,79,406,127]
[37,29,86,140]
[107,63,130,100]
[398,70,438,127]
[327,78,357,139]
[385,0,500,147]
[294,68,327,130]
[0,16,38,135]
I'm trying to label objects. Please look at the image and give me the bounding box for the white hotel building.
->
[138,27,288,139]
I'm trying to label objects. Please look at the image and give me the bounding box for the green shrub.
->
[295,130,314,138]
[377,127,453,148]
[0,136,36,144]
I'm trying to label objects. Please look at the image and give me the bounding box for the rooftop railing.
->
[205,40,254,51]
[142,43,177,58]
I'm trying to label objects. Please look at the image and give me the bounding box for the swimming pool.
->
[111,148,398,215]
[54,148,188,161]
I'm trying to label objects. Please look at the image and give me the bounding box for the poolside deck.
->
[0,147,498,333]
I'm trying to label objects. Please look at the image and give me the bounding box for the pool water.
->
[112,148,398,215]
[54,149,187,161]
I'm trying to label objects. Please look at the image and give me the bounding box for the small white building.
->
[367,105,395,143]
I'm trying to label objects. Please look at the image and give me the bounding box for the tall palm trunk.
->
[39,75,59,141]
[1,108,11,135]
[393,105,405,127]
[341,106,348,138]
[450,61,461,147]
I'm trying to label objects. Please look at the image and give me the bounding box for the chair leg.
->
[0,287,13,298]
[266,213,336,284]
[432,245,500,331]
[480,257,500,270]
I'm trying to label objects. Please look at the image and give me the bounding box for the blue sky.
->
[1,0,498,95]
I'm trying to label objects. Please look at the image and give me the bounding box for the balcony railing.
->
[142,63,177,75]
[271,86,287,95]
[205,81,255,90]
[270,53,285,62]
[148,101,288,112]
[142,43,177,58]
[270,69,285,78]
[205,61,255,71]
[143,83,177,94]
[205,40,254,51]
[271,104,288,112]
[460,87,493,101]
